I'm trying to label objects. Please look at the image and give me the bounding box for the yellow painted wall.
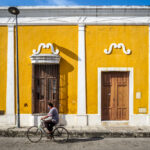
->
[0,26,7,112]
[17,26,78,114]
[86,26,149,114]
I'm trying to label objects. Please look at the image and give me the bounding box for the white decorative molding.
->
[30,54,61,64]
[32,43,59,55]
[30,43,61,64]
[104,43,131,55]
[77,24,86,115]
[98,67,134,122]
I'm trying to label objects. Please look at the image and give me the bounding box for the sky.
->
[0,0,150,6]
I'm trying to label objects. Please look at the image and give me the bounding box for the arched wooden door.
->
[32,64,59,113]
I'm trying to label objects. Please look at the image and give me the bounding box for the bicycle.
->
[27,120,69,143]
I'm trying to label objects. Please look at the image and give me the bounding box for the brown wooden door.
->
[101,72,129,120]
[33,64,59,113]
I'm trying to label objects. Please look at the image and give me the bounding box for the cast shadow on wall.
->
[53,43,80,61]
[53,43,79,114]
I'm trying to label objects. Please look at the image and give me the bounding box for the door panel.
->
[39,78,46,113]
[102,73,115,120]
[101,72,129,120]
[116,72,129,120]
[35,78,46,113]
[46,78,59,112]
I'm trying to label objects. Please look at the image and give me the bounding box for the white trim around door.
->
[98,67,134,123]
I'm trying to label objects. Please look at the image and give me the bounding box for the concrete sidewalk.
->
[1,126,150,138]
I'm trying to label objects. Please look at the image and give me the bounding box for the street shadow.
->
[61,137,104,144]
[68,137,104,143]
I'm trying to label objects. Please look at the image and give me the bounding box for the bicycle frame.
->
[38,120,49,137]
[38,120,56,137]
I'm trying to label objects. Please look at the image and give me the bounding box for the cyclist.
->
[41,102,59,134]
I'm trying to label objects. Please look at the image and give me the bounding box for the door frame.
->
[98,67,134,122]
[32,64,60,114]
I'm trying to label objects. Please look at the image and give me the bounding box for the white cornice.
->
[0,16,150,25]
[0,6,150,25]
[1,5,150,18]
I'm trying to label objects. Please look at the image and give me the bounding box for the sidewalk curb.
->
[69,131,150,138]
[1,128,150,138]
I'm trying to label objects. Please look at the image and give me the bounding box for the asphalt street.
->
[0,137,150,150]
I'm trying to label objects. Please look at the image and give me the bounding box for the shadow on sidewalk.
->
[66,137,104,143]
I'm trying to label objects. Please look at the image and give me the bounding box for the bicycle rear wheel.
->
[53,127,69,143]
[27,126,42,143]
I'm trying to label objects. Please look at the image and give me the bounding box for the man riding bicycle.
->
[41,102,59,134]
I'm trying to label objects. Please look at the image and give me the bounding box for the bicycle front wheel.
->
[53,127,69,143]
[27,126,42,143]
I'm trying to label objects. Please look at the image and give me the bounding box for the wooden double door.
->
[101,72,129,120]
[32,64,59,113]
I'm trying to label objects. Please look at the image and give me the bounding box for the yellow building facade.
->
[0,6,150,126]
